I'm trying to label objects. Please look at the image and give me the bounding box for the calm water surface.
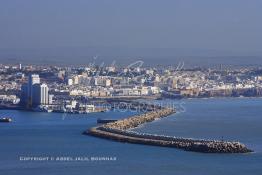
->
[0,98,261,175]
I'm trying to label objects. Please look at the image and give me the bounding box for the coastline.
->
[1,95,262,113]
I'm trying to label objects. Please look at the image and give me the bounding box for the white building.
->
[67,78,73,86]
[40,84,49,105]
[32,83,49,106]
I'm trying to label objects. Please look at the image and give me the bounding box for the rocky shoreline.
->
[84,105,252,153]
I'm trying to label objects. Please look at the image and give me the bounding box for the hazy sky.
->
[0,0,262,55]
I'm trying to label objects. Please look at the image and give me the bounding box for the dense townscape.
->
[1,63,262,112]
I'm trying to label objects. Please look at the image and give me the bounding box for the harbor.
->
[0,97,261,175]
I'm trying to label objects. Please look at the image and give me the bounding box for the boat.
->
[97,118,118,124]
[0,117,12,123]
[33,106,53,113]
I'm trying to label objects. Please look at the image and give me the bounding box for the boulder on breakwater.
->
[103,108,175,130]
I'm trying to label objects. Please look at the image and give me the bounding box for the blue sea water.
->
[0,98,262,175]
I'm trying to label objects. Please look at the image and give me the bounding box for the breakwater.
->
[85,104,252,153]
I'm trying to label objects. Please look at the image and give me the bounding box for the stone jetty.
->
[84,104,252,153]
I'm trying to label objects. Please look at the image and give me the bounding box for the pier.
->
[84,103,252,153]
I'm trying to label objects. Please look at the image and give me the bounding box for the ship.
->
[0,117,12,123]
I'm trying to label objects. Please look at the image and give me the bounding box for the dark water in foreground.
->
[0,98,262,175]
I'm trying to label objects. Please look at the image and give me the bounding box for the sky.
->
[0,0,262,65]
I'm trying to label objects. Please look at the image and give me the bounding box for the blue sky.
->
[0,0,262,56]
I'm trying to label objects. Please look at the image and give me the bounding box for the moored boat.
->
[0,117,12,123]
[97,118,118,124]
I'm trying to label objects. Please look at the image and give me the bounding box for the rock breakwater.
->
[84,104,252,153]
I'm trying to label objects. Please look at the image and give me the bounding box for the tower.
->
[40,83,49,105]
[32,83,49,106]
[27,74,40,107]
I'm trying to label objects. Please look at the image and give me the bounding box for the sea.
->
[0,98,262,175]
